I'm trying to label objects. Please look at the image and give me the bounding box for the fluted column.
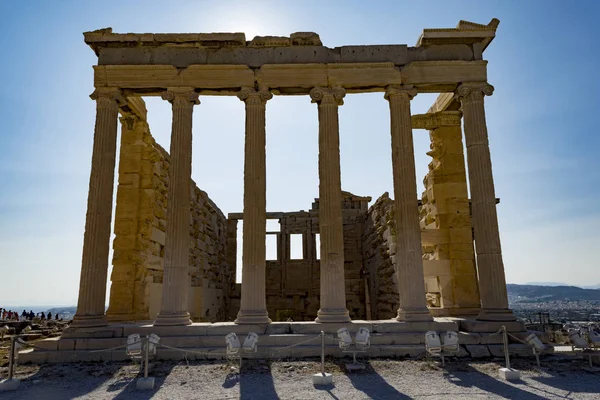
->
[385,86,433,322]
[457,82,515,321]
[72,87,124,328]
[235,87,272,325]
[154,88,199,326]
[310,87,350,323]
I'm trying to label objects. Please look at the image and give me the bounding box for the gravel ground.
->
[2,357,600,399]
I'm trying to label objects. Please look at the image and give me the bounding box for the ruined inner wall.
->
[228,192,369,321]
[361,193,398,320]
[107,116,233,321]
[363,186,481,318]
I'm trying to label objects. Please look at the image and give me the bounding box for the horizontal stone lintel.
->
[88,33,493,68]
[93,61,487,95]
[96,44,413,67]
[412,111,462,129]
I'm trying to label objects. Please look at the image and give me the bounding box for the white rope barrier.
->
[156,342,229,358]
[89,341,143,353]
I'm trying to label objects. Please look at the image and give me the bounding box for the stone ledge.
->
[19,341,551,364]
[465,344,491,358]
[458,320,525,333]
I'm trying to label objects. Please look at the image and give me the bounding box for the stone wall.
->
[106,112,479,322]
[228,192,369,321]
[362,184,482,319]
[188,183,232,321]
[361,193,399,320]
[107,114,233,322]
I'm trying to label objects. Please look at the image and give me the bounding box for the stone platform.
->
[18,318,541,364]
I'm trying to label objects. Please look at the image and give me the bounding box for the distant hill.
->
[522,282,600,290]
[508,284,600,303]
[525,282,569,287]
[583,284,600,290]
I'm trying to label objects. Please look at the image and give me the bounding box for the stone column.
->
[72,87,124,328]
[385,86,433,322]
[310,87,350,323]
[154,88,199,326]
[235,87,272,324]
[457,82,515,321]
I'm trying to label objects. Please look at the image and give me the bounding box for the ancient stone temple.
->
[22,19,530,363]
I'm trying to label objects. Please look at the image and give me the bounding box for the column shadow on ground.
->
[530,369,600,394]
[442,363,547,400]
[341,360,411,400]
[3,361,158,400]
[221,360,279,400]
[111,360,176,400]
[313,383,340,400]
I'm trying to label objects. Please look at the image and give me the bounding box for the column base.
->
[235,309,271,325]
[315,308,351,323]
[70,314,108,328]
[396,307,433,322]
[428,307,481,318]
[476,308,516,322]
[106,311,146,323]
[154,312,192,326]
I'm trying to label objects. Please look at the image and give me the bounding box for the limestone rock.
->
[290,32,322,46]
[466,345,490,358]
[249,36,291,47]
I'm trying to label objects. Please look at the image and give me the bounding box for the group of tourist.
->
[0,308,21,321]
[0,308,60,321]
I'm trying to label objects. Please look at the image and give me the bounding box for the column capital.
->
[119,113,148,131]
[456,82,494,101]
[310,86,345,106]
[384,85,417,102]
[237,86,273,105]
[119,114,137,130]
[90,87,125,106]
[161,88,200,107]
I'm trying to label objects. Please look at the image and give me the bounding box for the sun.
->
[199,4,293,41]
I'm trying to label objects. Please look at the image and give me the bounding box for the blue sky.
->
[0,1,598,306]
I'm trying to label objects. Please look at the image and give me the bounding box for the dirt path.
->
[2,357,599,399]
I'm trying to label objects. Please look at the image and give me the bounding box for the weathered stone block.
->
[466,344,490,358]
[118,173,140,187]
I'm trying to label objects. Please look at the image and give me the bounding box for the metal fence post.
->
[136,335,155,390]
[312,331,333,385]
[320,331,325,375]
[0,335,21,392]
[144,336,149,379]
[8,336,15,380]
[502,325,510,370]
